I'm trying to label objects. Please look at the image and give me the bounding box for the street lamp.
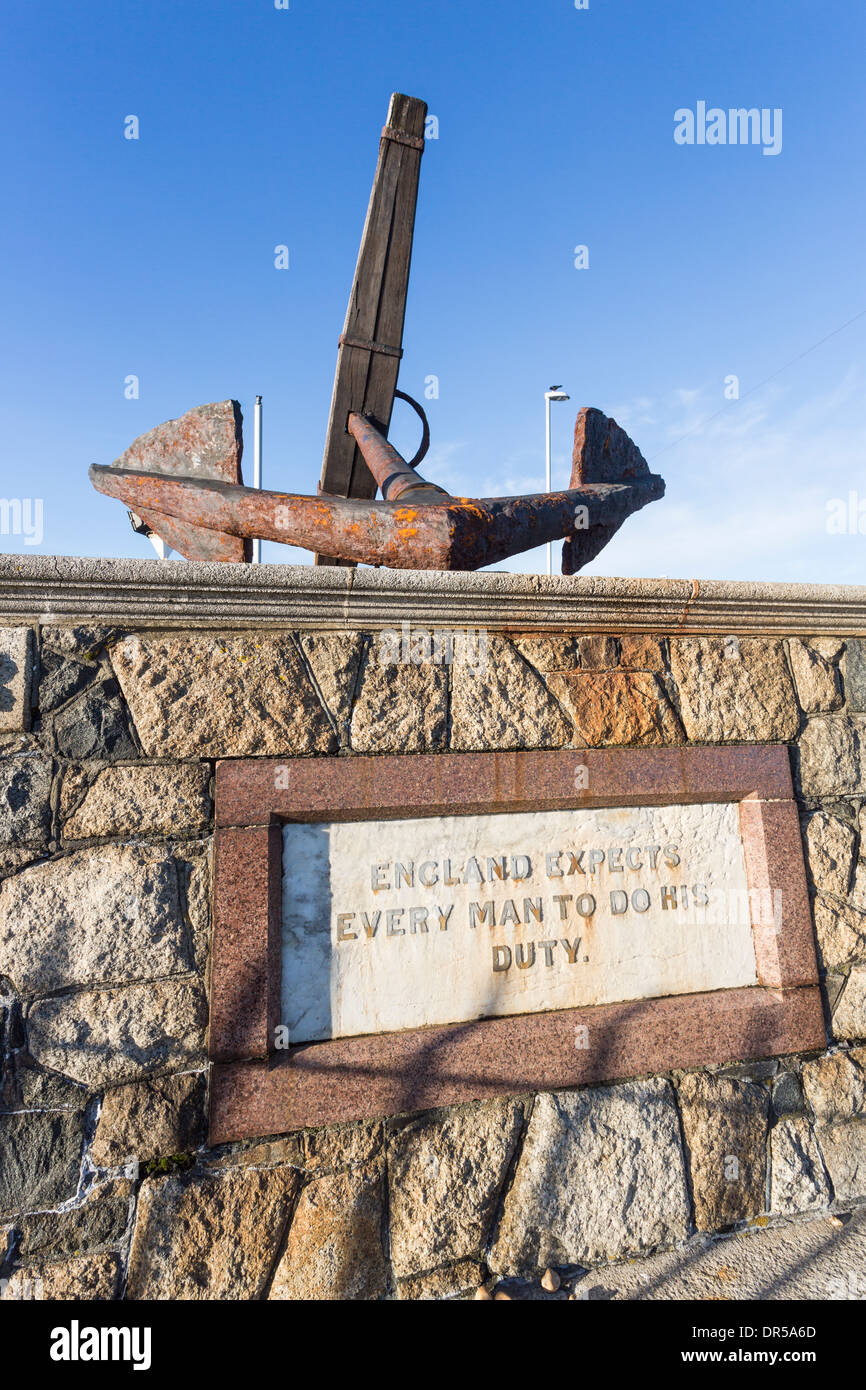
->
[545,385,570,575]
[252,395,263,564]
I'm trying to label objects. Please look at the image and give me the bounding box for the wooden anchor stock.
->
[316,94,428,565]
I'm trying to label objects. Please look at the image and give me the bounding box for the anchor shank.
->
[346,413,450,503]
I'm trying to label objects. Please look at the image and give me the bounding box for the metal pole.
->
[545,394,552,576]
[253,395,262,564]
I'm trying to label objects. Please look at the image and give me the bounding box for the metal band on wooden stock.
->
[338,333,404,359]
[381,125,426,151]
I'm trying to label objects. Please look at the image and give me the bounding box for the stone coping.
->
[1,554,865,635]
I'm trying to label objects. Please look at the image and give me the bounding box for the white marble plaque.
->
[281,803,758,1044]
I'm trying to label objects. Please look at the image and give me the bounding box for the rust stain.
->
[677,579,701,630]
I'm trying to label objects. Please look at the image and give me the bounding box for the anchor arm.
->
[89,463,663,571]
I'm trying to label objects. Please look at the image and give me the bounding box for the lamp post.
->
[545,385,570,575]
[252,395,262,564]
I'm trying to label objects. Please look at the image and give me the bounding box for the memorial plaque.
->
[281,803,758,1044]
[209,747,825,1143]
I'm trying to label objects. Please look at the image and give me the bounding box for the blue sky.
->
[2,0,864,581]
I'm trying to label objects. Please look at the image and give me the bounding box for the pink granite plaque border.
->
[209,823,282,1064]
[209,746,823,1142]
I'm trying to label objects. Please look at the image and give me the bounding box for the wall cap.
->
[1,554,865,635]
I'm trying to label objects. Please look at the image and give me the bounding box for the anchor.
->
[90,94,664,572]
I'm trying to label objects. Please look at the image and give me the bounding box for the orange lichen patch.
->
[454,502,489,521]
[394,506,423,542]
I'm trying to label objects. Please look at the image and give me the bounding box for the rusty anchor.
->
[90,94,664,572]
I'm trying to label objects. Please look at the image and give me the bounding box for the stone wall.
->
[1,561,866,1300]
